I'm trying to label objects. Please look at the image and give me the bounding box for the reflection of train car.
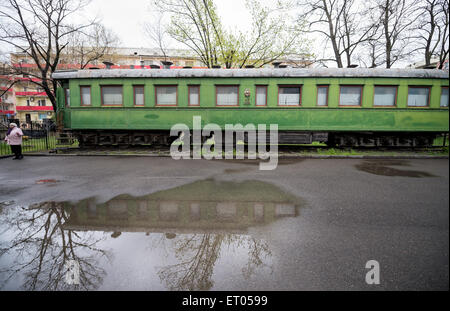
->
[61,180,302,234]
[52,68,448,147]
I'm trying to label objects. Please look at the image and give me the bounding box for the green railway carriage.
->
[52,68,449,147]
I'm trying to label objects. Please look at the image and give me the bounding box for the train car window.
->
[64,88,70,106]
[133,85,145,106]
[278,86,301,106]
[339,86,362,106]
[216,86,239,106]
[80,86,91,106]
[256,85,267,106]
[317,86,328,106]
[155,85,177,106]
[374,86,397,106]
[189,85,200,106]
[407,87,430,107]
[440,87,449,107]
[101,86,123,106]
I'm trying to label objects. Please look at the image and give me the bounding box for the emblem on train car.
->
[244,88,251,105]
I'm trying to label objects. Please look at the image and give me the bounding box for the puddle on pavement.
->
[355,160,437,178]
[223,167,253,174]
[219,158,305,166]
[35,179,60,184]
[0,200,15,208]
[0,179,303,291]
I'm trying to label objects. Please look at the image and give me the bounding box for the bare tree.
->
[299,0,375,68]
[152,0,222,68]
[416,0,449,68]
[359,17,385,68]
[150,0,311,68]
[143,10,171,62]
[0,0,97,112]
[62,24,120,69]
[233,0,310,68]
[370,0,420,68]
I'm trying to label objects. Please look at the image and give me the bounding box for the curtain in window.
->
[317,87,328,106]
[441,88,449,107]
[81,87,91,105]
[189,86,199,105]
[340,86,361,106]
[156,86,177,105]
[256,86,267,106]
[279,87,300,106]
[408,87,429,107]
[102,86,123,105]
[65,89,70,106]
[134,86,144,105]
[374,86,396,106]
[217,86,238,106]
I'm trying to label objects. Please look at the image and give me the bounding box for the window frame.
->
[316,85,329,107]
[215,85,240,107]
[255,85,268,107]
[277,84,302,107]
[373,85,398,108]
[133,85,145,106]
[338,85,363,107]
[155,85,178,107]
[407,85,431,108]
[440,86,449,108]
[64,88,70,107]
[188,85,201,107]
[100,85,123,107]
[80,85,92,106]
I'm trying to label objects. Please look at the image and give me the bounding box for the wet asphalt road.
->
[0,156,448,291]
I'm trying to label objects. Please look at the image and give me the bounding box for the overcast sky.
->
[0,0,420,67]
[86,0,255,48]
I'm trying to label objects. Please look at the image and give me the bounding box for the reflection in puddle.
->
[355,160,437,178]
[36,179,59,184]
[0,179,302,291]
[63,179,301,233]
[219,158,304,166]
[223,168,252,174]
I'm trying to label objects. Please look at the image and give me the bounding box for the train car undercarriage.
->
[73,130,442,148]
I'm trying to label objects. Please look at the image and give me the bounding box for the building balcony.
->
[16,106,53,111]
[0,110,15,115]
[15,91,47,97]
[0,86,13,92]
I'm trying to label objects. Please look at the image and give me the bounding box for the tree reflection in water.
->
[1,179,301,290]
[0,202,112,290]
[157,234,272,291]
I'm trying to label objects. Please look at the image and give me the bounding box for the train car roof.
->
[52,68,449,80]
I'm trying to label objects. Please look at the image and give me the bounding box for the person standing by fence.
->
[4,123,24,160]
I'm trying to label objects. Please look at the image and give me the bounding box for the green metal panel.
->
[68,107,448,132]
[60,76,449,132]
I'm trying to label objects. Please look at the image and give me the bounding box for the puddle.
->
[355,160,437,178]
[36,179,60,184]
[0,179,303,291]
[0,187,26,197]
[0,200,15,207]
[219,158,305,166]
[223,168,253,174]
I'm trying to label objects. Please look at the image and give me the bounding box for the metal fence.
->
[0,120,58,156]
